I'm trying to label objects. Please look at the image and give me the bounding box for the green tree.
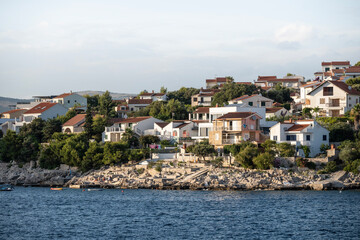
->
[103,142,128,165]
[0,130,22,162]
[60,134,89,167]
[84,109,94,139]
[261,140,278,156]
[350,103,360,130]
[139,135,160,148]
[84,94,100,112]
[92,115,107,142]
[253,152,273,170]
[160,86,167,93]
[82,142,104,172]
[264,83,293,104]
[167,87,200,105]
[345,76,360,91]
[355,61,360,67]
[43,118,62,141]
[312,106,320,118]
[99,90,116,118]
[302,107,313,119]
[300,145,311,158]
[57,108,77,124]
[212,82,259,106]
[121,128,139,148]
[192,140,216,160]
[276,142,295,157]
[235,145,258,168]
[19,118,45,143]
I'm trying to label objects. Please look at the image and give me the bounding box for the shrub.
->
[137,168,145,174]
[318,161,337,174]
[296,158,308,168]
[155,163,162,172]
[235,145,258,169]
[147,162,156,169]
[253,152,273,170]
[276,142,295,157]
[211,157,223,168]
[343,159,360,174]
[300,145,311,158]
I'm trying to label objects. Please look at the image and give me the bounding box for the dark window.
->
[323,135,327,141]
[193,97,197,102]
[286,135,296,141]
[68,100,70,103]
[261,101,266,106]
[306,135,311,141]
[323,87,333,96]
[249,102,253,106]
[325,67,330,72]
[273,136,278,141]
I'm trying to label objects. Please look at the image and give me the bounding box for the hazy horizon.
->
[1,0,360,98]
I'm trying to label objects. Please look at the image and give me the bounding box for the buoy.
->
[121,190,124,193]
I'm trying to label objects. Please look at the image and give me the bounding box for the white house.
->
[254,76,302,90]
[127,98,152,112]
[265,107,289,119]
[189,107,210,121]
[139,92,167,101]
[103,116,162,142]
[345,66,360,78]
[299,81,322,103]
[305,80,360,117]
[191,89,220,107]
[270,120,329,157]
[148,121,197,141]
[321,61,350,72]
[228,94,273,107]
[62,114,86,134]
[52,93,87,109]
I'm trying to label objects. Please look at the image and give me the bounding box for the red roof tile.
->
[322,61,350,66]
[63,114,86,126]
[54,93,73,99]
[1,109,26,115]
[194,107,210,113]
[266,107,283,113]
[258,76,277,80]
[174,122,190,129]
[330,81,360,95]
[155,122,169,128]
[345,66,360,73]
[286,124,309,132]
[217,112,261,120]
[128,99,152,104]
[236,82,252,85]
[24,102,57,114]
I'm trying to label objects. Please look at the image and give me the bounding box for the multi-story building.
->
[209,112,263,149]
[191,89,219,107]
[254,76,302,90]
[205,77,233,89]
[228,94,273,107]
[139,91,167,101]
[305,80,360,117]
[62,114,86,134]
[270,119,329,157]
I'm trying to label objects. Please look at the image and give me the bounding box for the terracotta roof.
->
[1,109,26,115]
[345,66,360,73]
[266,78,299,82]
[260,86,272,91]
[114,116,152,124]
[324,72,333,76]
[330,81,360,95]
[206,77,229,83]
[314,72,324,75]
[174,122,190,129]
[194,107,210,113]
[192,120,209,123]
[155,122,169,128]
[128,99,152,104]
[197,93,216,97]
[24,102,57,114]
[217,112,261,120]
[153,93,166,96]
[322,61,350,66]
[258,76,277,80]
[286,124,309,132]
[54,93,73,99]
[273,102,282,107]
[230,94,262,102]
[63,114,86,126]
[139,93,154,96]
[332,69,345,74]
[266,107,283,113]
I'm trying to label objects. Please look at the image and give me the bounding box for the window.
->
[323,135,327,141]
[75,100,77,102]
[349,97,352,100]
[306,135,311,141]
[323,87,333,96]
[68,100,70,103]
[193,97,197,102]
[356,99,358,104]
[273,136,278,141]
[349,104,352,107]
[173,131,177,137]
[249,102,253,106]
[261,101,266,107]
[286,135,296,141]
[320,98,325,104]
[215,133,219,140]
[325,67,330,72]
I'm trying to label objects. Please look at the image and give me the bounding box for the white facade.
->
[151,121,197,140]
[270,120,329,157]
[103,117,163,142]
[52,93,87,109]
[23,104,68,121]
[265,107,290,119]
[228,95,273,107]
[305,81,360,116]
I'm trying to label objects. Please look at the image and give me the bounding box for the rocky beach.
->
[1,161,360,191]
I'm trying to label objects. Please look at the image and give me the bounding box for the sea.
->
[1,187,359,240]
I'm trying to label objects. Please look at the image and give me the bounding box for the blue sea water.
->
[0,188,359,240]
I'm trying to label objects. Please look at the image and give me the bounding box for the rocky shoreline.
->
[1,161,360,191]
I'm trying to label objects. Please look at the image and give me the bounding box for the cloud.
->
[275,24,313,43]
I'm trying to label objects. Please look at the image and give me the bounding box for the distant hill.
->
[76,91,136,100]
[0,97,32,113]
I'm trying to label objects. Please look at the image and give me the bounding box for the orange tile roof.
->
[266,107,283,113]
[1,109,26,115]
[174,122,190,129]
[194,107,210,113]
[24,102,57,114]
[345,66,360,73]
[128,99,152,104]
[217,112,261,120]
[322,61,350,66]
[155,122,169,128]
[63,114,86,126]
[286,124,309,132]
[258,76,277,80]
[54,93,73,99]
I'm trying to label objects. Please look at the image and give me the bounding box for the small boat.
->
[87,189,103,191]
[50,187,63,191]
[0,185,14,191]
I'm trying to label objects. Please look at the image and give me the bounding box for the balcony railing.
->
[325,102,345,107]
[105,127,124,132]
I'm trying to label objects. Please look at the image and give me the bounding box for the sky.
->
[0,0,360,98]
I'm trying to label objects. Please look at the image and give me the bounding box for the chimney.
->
[152,90,154,93]
[216,104,218,108]
[331,144,334,150]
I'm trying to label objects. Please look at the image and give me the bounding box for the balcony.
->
[105,127,124,133]
[325,102,345,108]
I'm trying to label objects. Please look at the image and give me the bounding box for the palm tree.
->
[350,104,360,130]
[312,106,320,118]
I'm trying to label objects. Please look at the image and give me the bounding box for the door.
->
[332,99,340,107]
